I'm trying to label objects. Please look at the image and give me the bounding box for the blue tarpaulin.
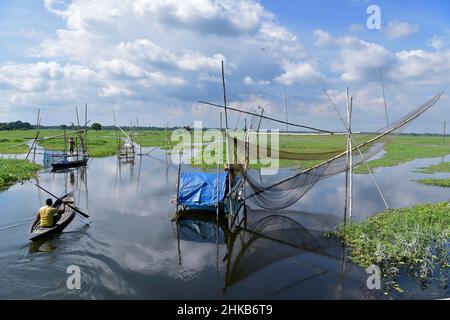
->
[178,172,228,210]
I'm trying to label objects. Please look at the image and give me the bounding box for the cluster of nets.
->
[234,93,442,210]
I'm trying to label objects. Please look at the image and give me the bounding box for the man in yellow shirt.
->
[37,199,65,228]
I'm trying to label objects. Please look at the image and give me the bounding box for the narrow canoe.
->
[29,196,76,241]
[51,158,88,171]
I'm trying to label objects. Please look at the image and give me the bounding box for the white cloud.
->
[313,29,333,47]
[385,21,419,40]
[243,76,254,85]
[331,36,393,82]
[428,37,445,50]
[274,60,325,86]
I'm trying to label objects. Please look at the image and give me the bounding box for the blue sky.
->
[0,0,449,132]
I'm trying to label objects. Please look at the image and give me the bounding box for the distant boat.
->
[51,156,88,171]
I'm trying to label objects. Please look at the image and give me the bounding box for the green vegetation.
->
[416,161,450,174]
[416,178,450,188]
[355,135,450,173]
[0,129,170,158]
[188,133,450,171]
[0,121,32,131]
[333,202,450,291]
[1,130,449,167]
[91,123,102,131]
[0,159,41,191]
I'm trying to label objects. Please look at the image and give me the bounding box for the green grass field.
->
[332,202,450,292]
[0,129,170,158]
[0,159,41,191]
[1,130,449,170]
[188,133,450,171]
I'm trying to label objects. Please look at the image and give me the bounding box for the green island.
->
[416,178,450,188]
[332,202,450,291]
[0,129,170,157]
[0,159,41,191]
[415,161,450,188]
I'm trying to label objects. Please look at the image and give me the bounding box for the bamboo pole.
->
[221,61,234,229]
[348,96,353,221]
[343,89,350,223]
[198,100,334,134]
[324,88,389,209]
[216,113,222,224]
[136,119,143,155]
[444,121,447,145]
[176,154,182,213]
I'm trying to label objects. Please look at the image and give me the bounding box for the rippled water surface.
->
[0,150,448,299]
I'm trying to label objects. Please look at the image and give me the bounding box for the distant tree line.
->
[0,121,33,130]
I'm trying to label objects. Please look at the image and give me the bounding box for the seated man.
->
[37,198,65,228]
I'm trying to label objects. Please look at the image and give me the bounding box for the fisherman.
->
[36,199,65,228]
[69,137,75,154]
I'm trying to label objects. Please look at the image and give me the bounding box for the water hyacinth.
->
[0,159,41,191]
[333,202,450,292]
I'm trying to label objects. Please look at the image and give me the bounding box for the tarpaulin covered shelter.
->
[178,172,229,211]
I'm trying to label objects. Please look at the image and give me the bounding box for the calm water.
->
[0,149,448,299]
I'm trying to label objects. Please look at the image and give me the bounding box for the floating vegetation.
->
[416,161,450,174]
[333,202,450,293]
[417,178,450,188]
[0,159,41,191]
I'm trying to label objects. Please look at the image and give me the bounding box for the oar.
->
[34,184,90,218]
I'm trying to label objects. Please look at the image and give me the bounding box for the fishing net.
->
[238,93,442,210]
[43,149,66,168]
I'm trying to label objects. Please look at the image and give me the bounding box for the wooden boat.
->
[51,157,88,171]
[29,195,76,241]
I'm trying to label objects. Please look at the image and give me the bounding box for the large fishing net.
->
[234,93,442,210]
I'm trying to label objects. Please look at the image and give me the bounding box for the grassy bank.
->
[333,202,450,291]
[0,129,170,158]
[0,159,41,191]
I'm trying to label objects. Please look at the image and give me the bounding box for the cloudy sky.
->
[0,0,449,132]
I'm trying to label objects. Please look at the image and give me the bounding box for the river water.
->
[0,149,448,299]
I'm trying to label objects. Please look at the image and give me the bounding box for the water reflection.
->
[0,149,448,299]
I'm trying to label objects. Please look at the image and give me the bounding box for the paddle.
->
[34,184,90,218]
